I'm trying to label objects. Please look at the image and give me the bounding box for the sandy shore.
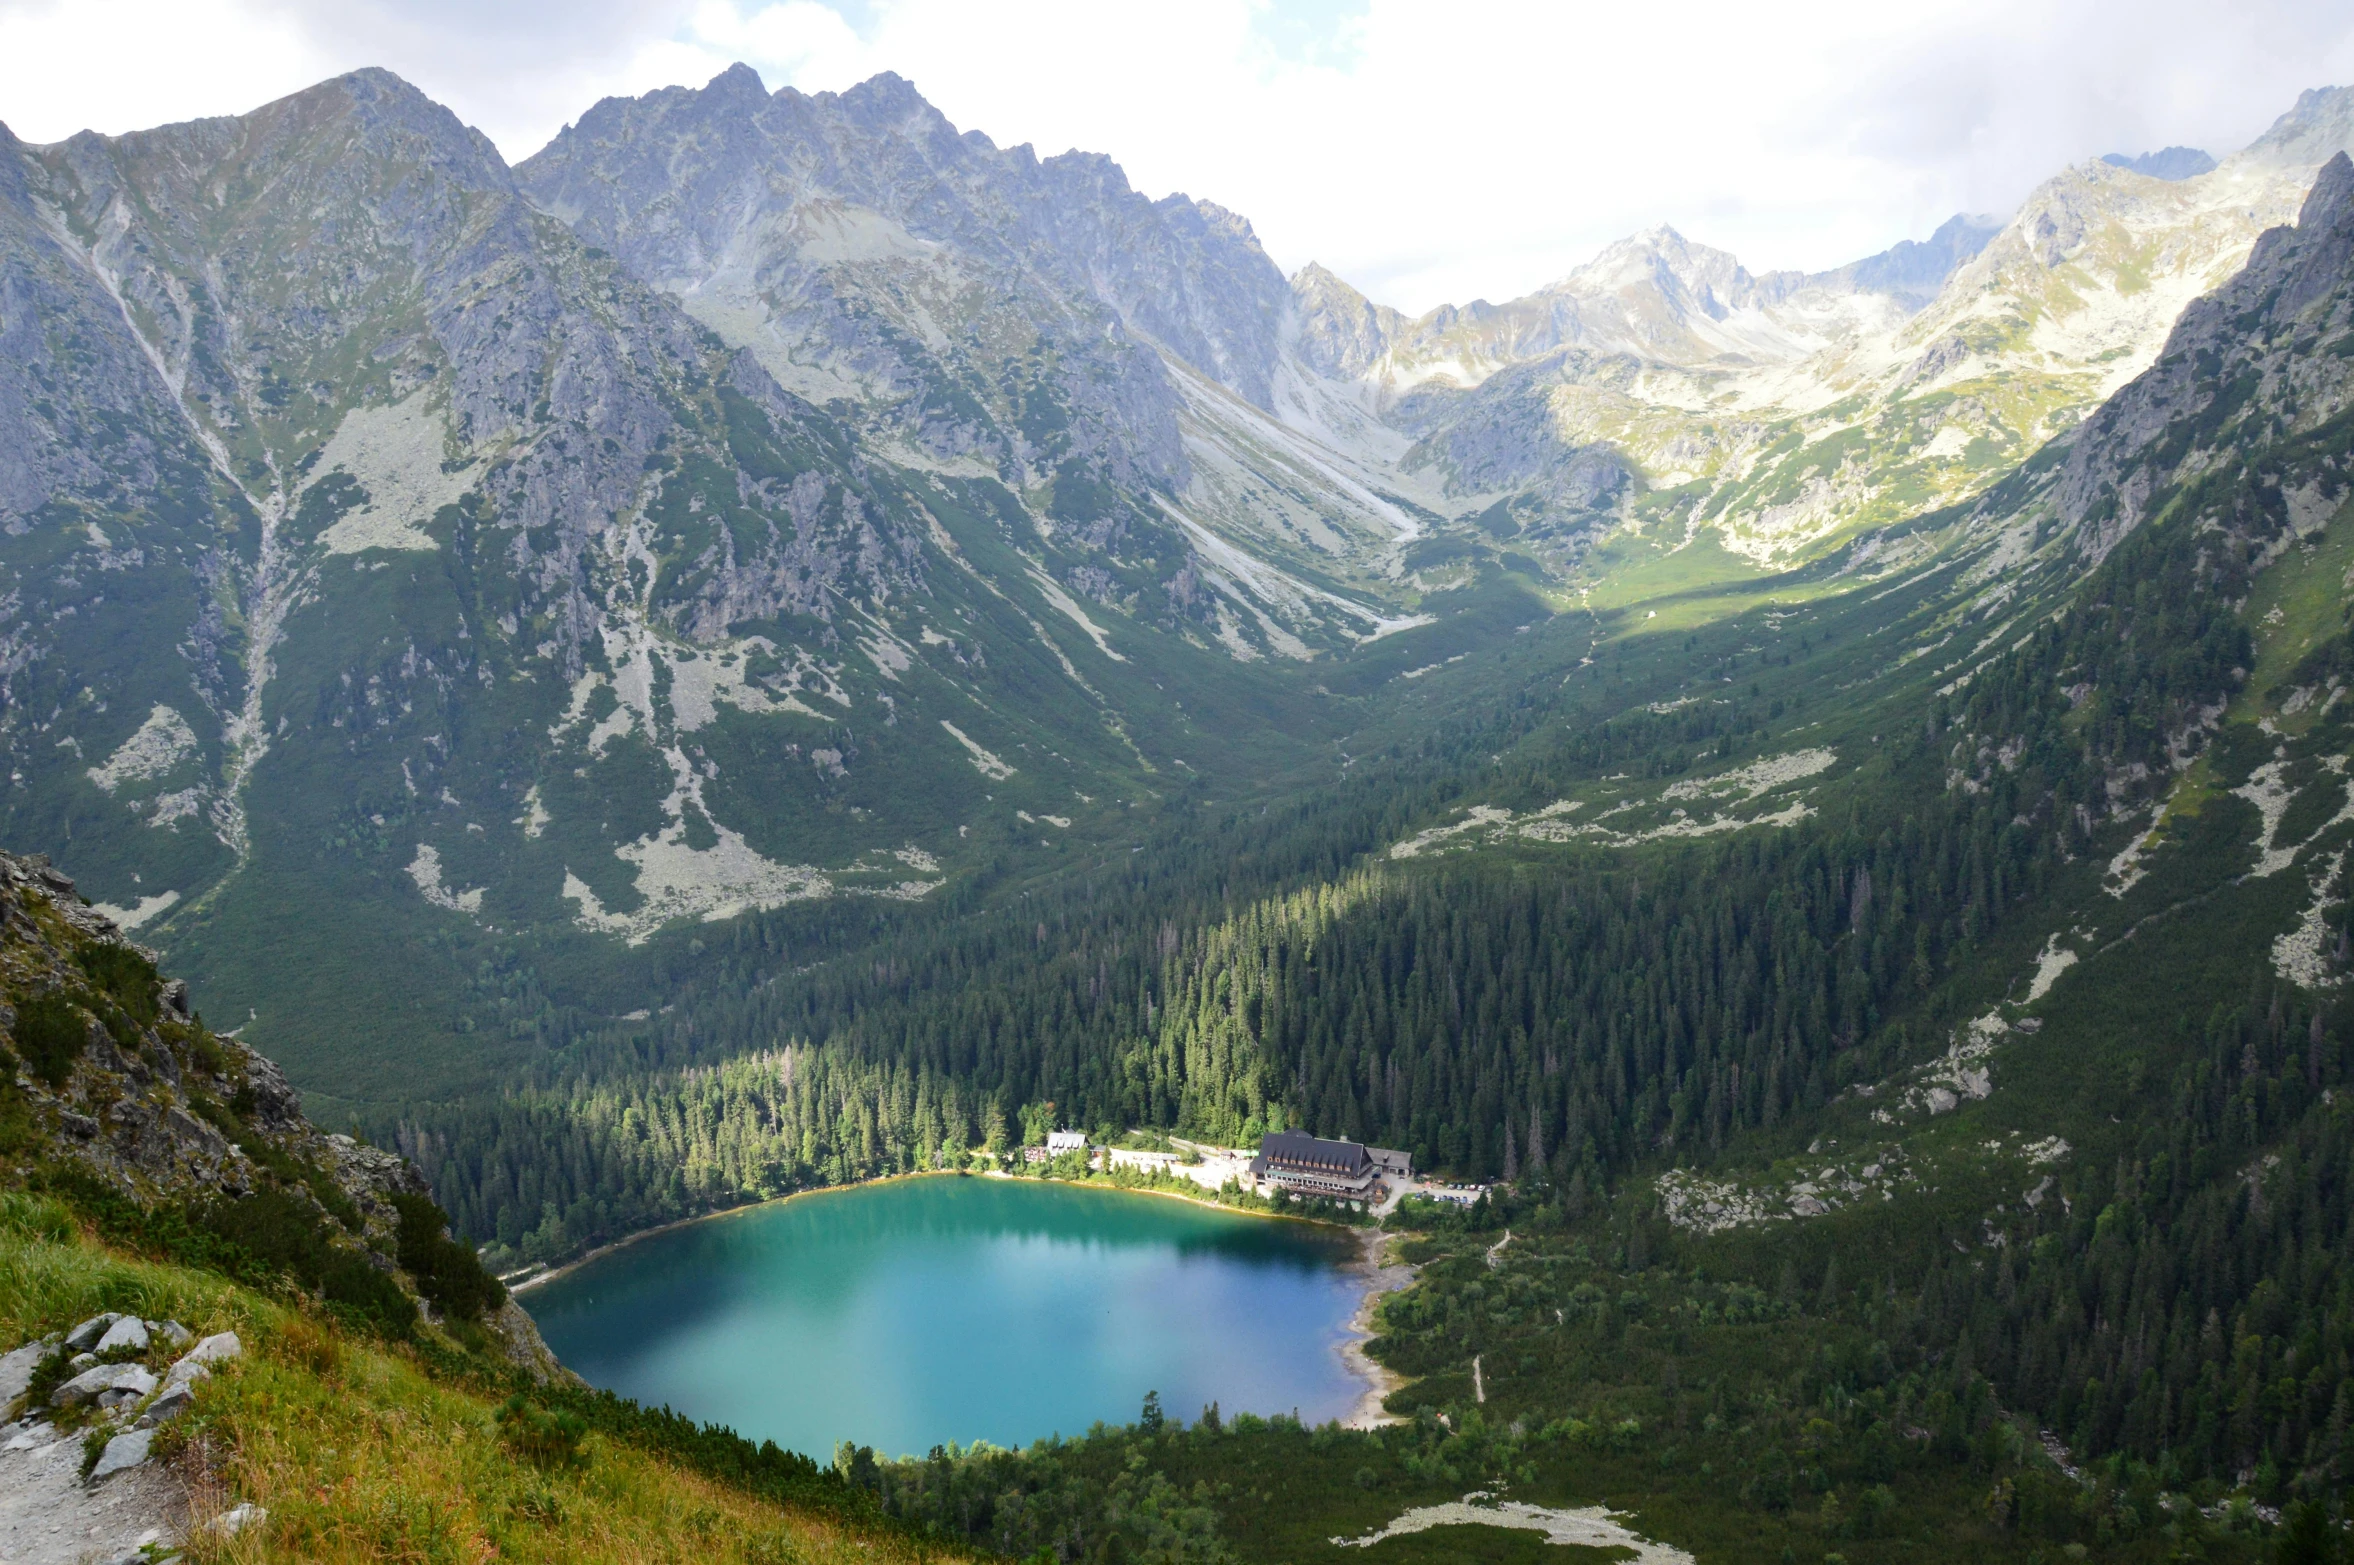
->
[1339,1225,1417,1428]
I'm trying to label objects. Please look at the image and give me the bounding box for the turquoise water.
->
[522,1176,1370,1460]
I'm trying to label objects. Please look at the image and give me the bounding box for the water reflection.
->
[524,1176,1365,1460]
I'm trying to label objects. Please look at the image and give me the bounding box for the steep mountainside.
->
[12,57,2354,1565]
[516,67,1430,631]
[0,847,536,1357]
[6,62,2354,1210]
[0,70,1436,1102]
[0,840,961,1565]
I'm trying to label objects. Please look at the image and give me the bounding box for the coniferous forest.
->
[15,43,2354,1565]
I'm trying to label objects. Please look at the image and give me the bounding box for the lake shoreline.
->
[1338,1226,1416,1429]
[505,1169,953,1296]
[509,1161,1357,1295]
[508,1165,1418,1428]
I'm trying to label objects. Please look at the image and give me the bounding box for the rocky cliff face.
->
[0,846,552,1369]
[0,70,995,1024]
[515,67,1297,492]
[2057,152,2354,561]
[513,68,1450,632]
[12,60,2354,1116]
[0,68,1420,1100]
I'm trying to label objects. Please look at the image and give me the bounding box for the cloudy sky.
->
[3,0,2352,312]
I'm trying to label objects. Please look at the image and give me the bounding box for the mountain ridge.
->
[12,55,2354,1565]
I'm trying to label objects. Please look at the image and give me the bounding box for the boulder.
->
[88,1426,153,1481]
[63,1313,124,1352]
[51,1362,155,1408]
[138,1378,198,1426]
[0,1340,48,1407]
[170,1332,240,1379]
[94,1317,149,1354]
[156,1320,192,1348]
[3,1419,54,1451]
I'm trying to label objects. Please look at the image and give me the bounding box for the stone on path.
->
[0,1341,48,1408]
[89,1428,153,1481]
[0,1412,187,1565]
[50,1362,155,1408]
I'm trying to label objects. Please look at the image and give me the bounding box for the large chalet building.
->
[1249,1130,1411,1200]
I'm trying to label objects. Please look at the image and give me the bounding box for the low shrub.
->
[391,1192,505,1321]
[11,995,90,1088]
[498,1394,590,1469]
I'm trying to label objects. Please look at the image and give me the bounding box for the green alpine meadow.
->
[9,22,2354,1562]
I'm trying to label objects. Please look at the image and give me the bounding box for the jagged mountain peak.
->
[1819,212,2004,306]
[1287,260,1409,381]
[2101,145,2218,180]
[519,69,1293,418]
[54,64,503,175]
[2241,83,2354,168]
[2055,149,2354,555]
[2309,146,2354,218]
[1553,224,1756,313]
[819,68,962,145]
[705,59,771,100]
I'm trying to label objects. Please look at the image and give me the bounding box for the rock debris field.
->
[0,1311,262,1565]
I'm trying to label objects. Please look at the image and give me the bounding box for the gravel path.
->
[0,1417,185,1565]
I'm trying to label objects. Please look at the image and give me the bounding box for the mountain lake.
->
[520,1175,1377,1460]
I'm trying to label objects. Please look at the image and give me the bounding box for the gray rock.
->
[156,1320,192,1349]
[160,1360,210,1397]
[68,1352,97,1370]
[206,1501,268,1537]
[64,1313,124,1352]
[2057,151,2354,557]
[94,1317,149,1355]
[3,1418,53,1451]
[0,1340,47,1407]
[51,1362,155,1408]
[88,1426,153,1481]
[172,1332,240,1375]
[138,1379,198,1426]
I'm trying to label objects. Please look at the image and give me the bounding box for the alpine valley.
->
[10,55,2354,1564]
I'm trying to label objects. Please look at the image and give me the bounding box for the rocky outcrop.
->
[517,68,1192,507]
[519,65,1291,447]
[0,848,557,1378]
[2056,153,2354,559]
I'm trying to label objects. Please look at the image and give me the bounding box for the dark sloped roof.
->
[1254,1129,1371,1174]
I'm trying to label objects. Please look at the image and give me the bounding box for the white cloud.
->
[0,0,336,141]
[4,0,2353,313]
